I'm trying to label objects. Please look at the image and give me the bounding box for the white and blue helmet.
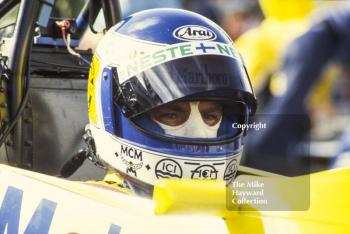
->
[87,8,256,193]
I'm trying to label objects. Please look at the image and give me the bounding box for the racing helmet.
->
[87,8,257,194]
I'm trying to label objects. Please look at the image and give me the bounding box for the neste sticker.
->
[173,25,217,41]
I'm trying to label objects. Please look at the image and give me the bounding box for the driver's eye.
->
[159,113,178,119]
[149,102,191,126]
[198,101,223,126]
[201,113,221,126]
[159,113,181,121]
[153,112,187,126]
[202,114,217,120]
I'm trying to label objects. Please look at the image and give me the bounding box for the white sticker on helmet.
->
[117,41,241,83]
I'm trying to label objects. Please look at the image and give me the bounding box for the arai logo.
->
[173,25,217,41]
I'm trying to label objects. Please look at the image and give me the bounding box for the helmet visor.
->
[113,54,256,118]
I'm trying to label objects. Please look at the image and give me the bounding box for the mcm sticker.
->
[173,25,217,41]
[155,159,183,179]
[191,165,218,179]
[224,159,238,183]
[119,145,143,177]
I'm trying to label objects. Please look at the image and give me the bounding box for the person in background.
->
[244,4,350,173]
[234,0,314,96]
[216,0,264,41]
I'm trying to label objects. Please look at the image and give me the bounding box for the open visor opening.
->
[130,100,248,144]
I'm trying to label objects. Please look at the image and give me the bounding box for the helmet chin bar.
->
[88,124,242,190]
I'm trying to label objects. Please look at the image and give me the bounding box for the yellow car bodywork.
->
[154,167,350,234]
[0,164,349,233]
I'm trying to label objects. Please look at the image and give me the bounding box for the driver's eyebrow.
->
[159,103,188,112]
[163,106,184,112]
[200,107,222,113]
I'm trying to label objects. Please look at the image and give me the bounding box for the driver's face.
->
[149,101,223,127]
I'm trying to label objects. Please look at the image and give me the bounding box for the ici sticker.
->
[155,159,183,179]
[173,25,217,41]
